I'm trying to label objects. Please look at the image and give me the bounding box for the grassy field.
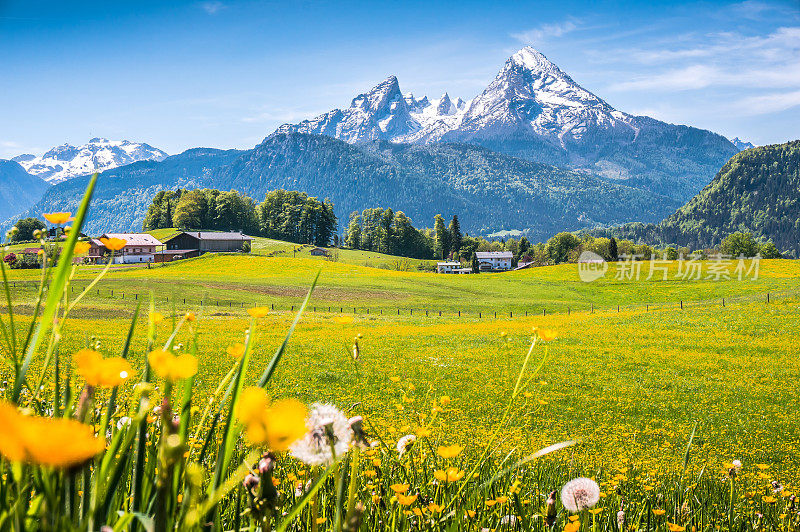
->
[4,255,798,468]
[2,247,798,530]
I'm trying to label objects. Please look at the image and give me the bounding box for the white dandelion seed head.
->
[561,477,601,512]
[289,403,351,466]
[732,459,742,469]
[396,434,416,457]
[116,416,132,431]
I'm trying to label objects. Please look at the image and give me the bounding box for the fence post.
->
[438,311,441,317]
[494,311,497,319]
[543,309,546,316]
[425,310,428,317]
[722,298,725,307]
[767,292,770,303]
[479,312,481,318]
[617,305,619,312]
[510,311,512,318]
[135,294,138,300]
[458,310,460,317]
[646,304,648,311]
[568,307,570,315]
[680,300,683,309]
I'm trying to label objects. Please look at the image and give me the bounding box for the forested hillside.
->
[14,133,679,240]
[590,140,800,256]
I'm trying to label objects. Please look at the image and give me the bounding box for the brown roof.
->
[165,231,254,242]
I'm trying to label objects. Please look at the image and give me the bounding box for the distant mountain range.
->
[0,160,49,222]
[12,138,167,184]
[730,137,755,151]
[588,140,800,256]
[277,47,739,201]
[16,134,680,239]
[1,47,767,241]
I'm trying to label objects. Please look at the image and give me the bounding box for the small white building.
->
[437,261,462,274]
[476,251,513,271]
[89,233,163,264]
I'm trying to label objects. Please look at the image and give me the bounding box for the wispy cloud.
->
[735,90,800,115]
[511,19,580,45]
[604,25,800,100]
[199,1,226,15]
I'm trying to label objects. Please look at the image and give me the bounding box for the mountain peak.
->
[510,46,554,70]
[14,138,167,184]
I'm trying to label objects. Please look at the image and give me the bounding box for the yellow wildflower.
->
[396,493,417,506]
[73,241,91,255]
[390,483,409,494]
[43,212,71,225]
[226,343,246,358]
[0,402,104,467]
[247,306,270,318]
[148,349,197,381]
[100,237,127,251]
[437,444,464,459]
[235,387,307,451]
[74,349,133,387]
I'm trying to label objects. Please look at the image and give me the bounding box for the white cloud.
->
[199,1,225,15]
[511,20,579,45]
[736,90,800,115]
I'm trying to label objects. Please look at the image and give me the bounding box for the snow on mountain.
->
[452,47,637,149]
[730,137,755,151]
[274,46,635,147]
[12,138,168,184]
[272,46,738,201]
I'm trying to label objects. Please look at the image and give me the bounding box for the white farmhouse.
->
[89,233,163,264]
[436,261,462,274]
[476,251,513,271]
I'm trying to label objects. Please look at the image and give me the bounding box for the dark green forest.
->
[143,188,336,247]
[588,140,800,256]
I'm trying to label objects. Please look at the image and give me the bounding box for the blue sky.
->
[1,0,798,158]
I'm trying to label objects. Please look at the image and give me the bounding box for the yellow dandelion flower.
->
[564,521,580,532]
[667,523,686,532]
[333,316,354,324]
[653,509,666,516]
[149,311,164,324]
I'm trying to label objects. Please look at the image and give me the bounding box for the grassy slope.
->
[3,255,799,475]
[4,254,795,314]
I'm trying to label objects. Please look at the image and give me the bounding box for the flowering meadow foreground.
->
[0,177,798,531]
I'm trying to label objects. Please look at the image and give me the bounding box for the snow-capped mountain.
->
[275,47,636,147]
[12,138,167,184]
[274,46,738,200]
[274,76,471,144]
[730,137,755,151]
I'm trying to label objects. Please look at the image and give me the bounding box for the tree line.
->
[143,188,336,247]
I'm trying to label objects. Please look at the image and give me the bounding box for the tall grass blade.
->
[12,172,97,403]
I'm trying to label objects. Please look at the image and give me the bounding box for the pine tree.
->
[449,215,462,258]
[434,214,450,260]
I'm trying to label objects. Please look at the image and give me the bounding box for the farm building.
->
[163,231,253,253]
[516,255,535,269]
[88,233,163,264]
[436,261,461,274]
[152,249,201,263]
[475,251,513,271]
[310,247,329,257]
